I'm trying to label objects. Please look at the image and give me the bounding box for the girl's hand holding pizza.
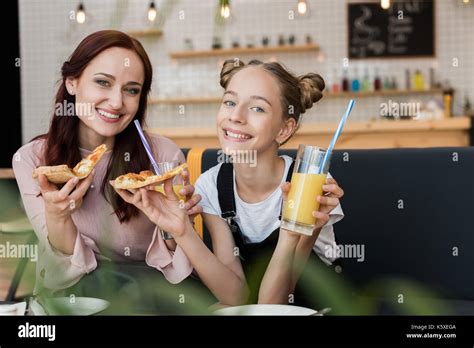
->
[114,177,190,238]
[178,169,204,219]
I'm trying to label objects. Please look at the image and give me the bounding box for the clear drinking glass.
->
[281,145,330,236]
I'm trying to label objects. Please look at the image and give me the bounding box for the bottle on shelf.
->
[361,67,371,92]
[351,67,360,92]
[463,92,472,117]
[443,93,452,118]
[413,70,425,90]
[331,68,340,93]
[405,69,411,90]
[391,76,398,90]
[212,36,222,49]
[342,68,349,92]
[183,38,194,51]
[383,76,391,90]
[429,67,435,89]
[442,80,454,118]
[373,67,382,91]
[278,34,285,46]
[288,34,296,45]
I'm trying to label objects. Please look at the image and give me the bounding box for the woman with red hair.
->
[12,31,203,304]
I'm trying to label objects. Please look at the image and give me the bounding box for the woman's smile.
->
[95,107,124,123]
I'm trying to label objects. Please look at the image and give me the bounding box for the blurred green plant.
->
[297,255,454,315]
[4,172,454,316]
[0,180,37,302]
[33,248,455,316]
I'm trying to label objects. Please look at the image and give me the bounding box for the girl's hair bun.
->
[298,73,325,113]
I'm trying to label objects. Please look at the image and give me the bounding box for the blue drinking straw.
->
[133,119,161,175]
[319,99,355,174]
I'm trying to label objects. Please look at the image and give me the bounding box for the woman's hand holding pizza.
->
[38,170,95,222]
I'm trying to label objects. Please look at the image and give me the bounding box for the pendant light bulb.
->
[297,0,307,15]
[220,2,230,19]
[76,3,86,24]
[148,1,157,22]
[381,0,391,10]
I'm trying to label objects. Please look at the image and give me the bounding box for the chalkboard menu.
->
[348,0,435,59]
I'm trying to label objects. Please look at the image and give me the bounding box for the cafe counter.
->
[0,117,470,180]
[149,116,472,149]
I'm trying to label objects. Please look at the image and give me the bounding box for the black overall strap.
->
[216,162,249,260]
[216,162,244,241]
[286,159,296,182]
[216,162,236,220]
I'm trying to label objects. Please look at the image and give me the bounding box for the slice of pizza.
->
[111,163,188,190]
[32,144,107,184]
[31,165,77,185]
[72,144,108,178]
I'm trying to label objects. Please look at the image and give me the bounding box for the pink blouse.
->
[12,133,193,292]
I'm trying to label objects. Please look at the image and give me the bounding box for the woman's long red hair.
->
[33,30,153,223]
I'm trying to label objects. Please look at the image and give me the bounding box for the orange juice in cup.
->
[283,173,327,226]
[154,184,187,202]
[281,145,330,236]
[153,161,187,202]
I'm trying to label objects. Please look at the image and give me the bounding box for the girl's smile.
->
[222,127,254,142]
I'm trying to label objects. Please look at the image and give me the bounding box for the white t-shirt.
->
[194,155,344,264]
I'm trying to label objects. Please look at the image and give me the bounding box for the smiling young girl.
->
[117,59,345,306]
[12,31,202,300]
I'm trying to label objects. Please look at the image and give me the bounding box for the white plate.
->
[0,302,27,315]
[0,217,32,233]
[30,297,110,316]
[213,304,318,316]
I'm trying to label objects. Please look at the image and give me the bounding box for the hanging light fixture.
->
[381,0,391,10]
[76,2,86,24]
[148,0,157,22]
[219,0,231,20]
[297,0,308,15]
[295,0,310,18]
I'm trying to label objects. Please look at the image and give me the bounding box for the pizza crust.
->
[111,163,188,189]
[32,144,107,184]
